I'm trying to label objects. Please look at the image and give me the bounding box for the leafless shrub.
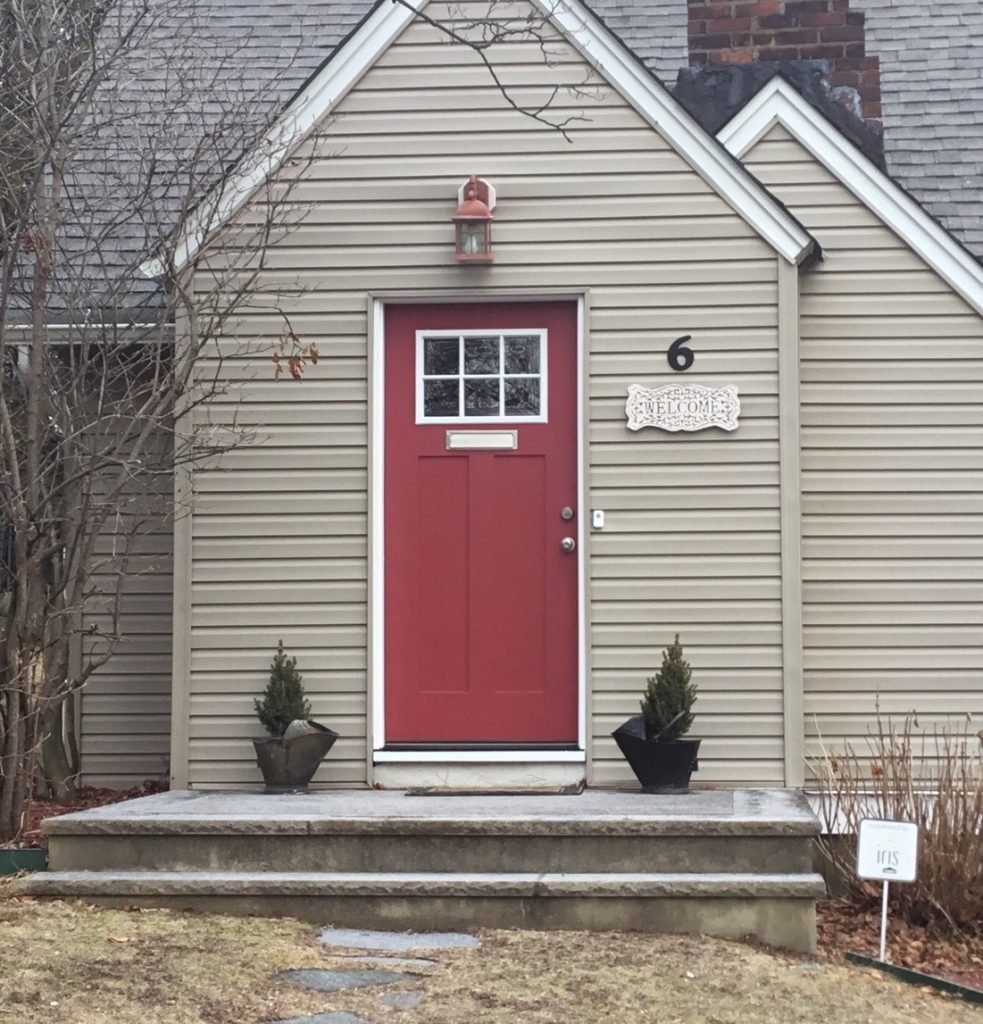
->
[813,712,983,934]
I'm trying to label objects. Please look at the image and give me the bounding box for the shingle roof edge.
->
[718,76,983,318]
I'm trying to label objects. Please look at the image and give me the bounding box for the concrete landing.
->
[42,787,819,836]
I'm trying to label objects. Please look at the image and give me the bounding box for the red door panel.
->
[384,301,578,744]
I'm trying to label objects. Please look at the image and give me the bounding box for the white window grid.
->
[414,328,548,425]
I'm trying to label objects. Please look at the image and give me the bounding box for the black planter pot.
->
[253,721,339,793]
[612,715,701,794]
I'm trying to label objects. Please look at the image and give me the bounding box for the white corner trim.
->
[717,76,983,318]
[140,0,425,278]
[538,0,815,265]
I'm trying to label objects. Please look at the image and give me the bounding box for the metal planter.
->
[612,715,701,794]
[253,721,339,793]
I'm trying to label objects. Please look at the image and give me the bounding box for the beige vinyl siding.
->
[743,124,983,766]
[186,2,785,788]
[80,511,173,788]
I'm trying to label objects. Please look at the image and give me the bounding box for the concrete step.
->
[44,787,821,876]
[48,830,816,874]
[16,869,826,952]
[31,789,826,952]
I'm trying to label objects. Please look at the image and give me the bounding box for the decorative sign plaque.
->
[625,383,740,433]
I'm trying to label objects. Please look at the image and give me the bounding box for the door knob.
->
[561,537,576,553]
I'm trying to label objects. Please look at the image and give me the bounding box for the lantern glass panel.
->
[459,222,487,256]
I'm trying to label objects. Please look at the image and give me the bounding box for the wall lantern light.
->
[452,175,495,264]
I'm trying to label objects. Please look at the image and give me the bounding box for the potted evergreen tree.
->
[253,640,338,793]
[612,634,700,793]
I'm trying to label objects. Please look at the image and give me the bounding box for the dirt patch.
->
[0,892,979,1024]
[0,891,329,1024]
[4,782,167,850]
[819,899,983,993]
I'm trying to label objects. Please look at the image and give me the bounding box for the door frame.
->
[367,292,589,769]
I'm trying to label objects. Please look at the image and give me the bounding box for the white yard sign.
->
[856,819,919,962]
[625,383,740,432]
[857,819,919,883]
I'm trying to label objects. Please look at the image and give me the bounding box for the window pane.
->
[504,378,540,417]
[423,378,459,417]
[464,377,500,416]
[423,337,459,376]
[464,336,500,375]
[504,336,540,374]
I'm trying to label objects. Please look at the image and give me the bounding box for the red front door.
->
[384,301,579,744]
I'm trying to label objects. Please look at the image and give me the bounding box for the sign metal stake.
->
[880,879,889,962]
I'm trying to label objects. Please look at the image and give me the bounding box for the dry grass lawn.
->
[0,885,978,1024]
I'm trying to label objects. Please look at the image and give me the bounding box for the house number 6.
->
[667,335,695,372]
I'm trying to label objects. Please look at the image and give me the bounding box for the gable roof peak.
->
[147,0,817,276]
[718,75,983,316]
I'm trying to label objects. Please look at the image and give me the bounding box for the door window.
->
[416,330,547,423]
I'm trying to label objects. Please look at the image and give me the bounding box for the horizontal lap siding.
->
[188,3,784,787]
[743,125,983,767]
[80,503,173,788]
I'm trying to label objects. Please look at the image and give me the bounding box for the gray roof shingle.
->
[34,0,983,322]
[853,0,983,258]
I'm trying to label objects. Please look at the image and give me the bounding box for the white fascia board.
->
[537,0,815,266]
[718,76,983,317]
[140,0,424,279]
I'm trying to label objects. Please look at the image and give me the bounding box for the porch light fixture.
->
[452,175,495,264]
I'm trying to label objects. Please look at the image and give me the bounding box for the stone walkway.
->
[268,927,482,1023]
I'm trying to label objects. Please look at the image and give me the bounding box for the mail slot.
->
[445,430,518,451]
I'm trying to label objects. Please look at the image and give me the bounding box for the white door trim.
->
[368,294,587,764]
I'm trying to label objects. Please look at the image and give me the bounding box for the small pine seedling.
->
[254,640,312,737]
[640,634,697,742]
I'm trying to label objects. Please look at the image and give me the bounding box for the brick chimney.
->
[687,0,881,121]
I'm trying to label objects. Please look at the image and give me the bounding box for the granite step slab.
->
[16,869,827,899]
[40,788,821,837]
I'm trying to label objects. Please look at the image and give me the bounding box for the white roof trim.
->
[536,0,814,265]
[146,0,816,277]
[718,76,983,317]
[141,0,424,278]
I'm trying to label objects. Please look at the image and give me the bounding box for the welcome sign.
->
[625,383,740,432]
